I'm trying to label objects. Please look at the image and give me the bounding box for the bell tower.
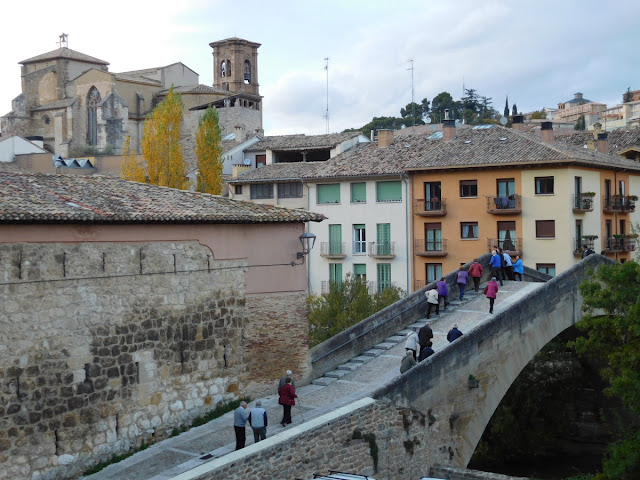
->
[210,37,261,96]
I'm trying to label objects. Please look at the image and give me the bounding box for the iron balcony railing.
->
[487,237,522,254]
[603,195,636,213]
[486,194,522,214]
[604,237,637,252]
[574,237,596,256]
[572,194,595,212]
[413,198,447,216]
[320,242,346,258]
[367,241,396,258]
[414,239,448,257]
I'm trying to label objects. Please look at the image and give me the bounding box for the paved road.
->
[82,280,540,480]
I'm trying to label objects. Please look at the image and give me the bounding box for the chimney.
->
[234,124,246,143]
[512,115,525,131]
[377,129,394,148]
[597,132,609,154]
[540,121,553,143]
[586,138,596,150]
[593,122,602,135]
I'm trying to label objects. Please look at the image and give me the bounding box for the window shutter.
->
[353,264,366,276]
[376,181,402,202]
[329,224,342,255]
[318,184,340,204]
[351,183,366,203]
[377,223,391,255]
[377,264,391,292]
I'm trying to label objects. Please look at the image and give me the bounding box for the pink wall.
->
[0,222,308,294]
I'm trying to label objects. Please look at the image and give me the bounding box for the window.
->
[425,223,442,251]
[353,264,366,281]
[376,181,402,202]
[426,263,442,283]
[234,185,243,195]
[461,222,478,239]
[536,220,555,238]
[42,115,51,125]
[278,182,303,198]
[460,180,477,198]
[256,154,266,167]
[351,182,366,203]
[250,184,273,199]
[244,60,251,84]
[497,221,516,251]
[605,179,611,201]
[497,178,515,197]
[87,86,101,146]
[317,184,340,204]
[536,263,556,276]
[376,223,391,255]
[220,61,227,77]
[424,182,442,210]
[575,220,583,251]
[377,264,392,292]
[535,176,554,194]
[329,224,342,255]
[353,224,366,254]
[329,263,343,287]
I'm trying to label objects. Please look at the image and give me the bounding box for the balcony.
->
[415,239,448,257]
[572,193,595,213]
[487,238,522,256]
[604,236,637,253]
[487,194,521,214]
[368,241,396,259]
[321,280,376,295]
[320,242,346,258]
[573,236,596,257]
[414,198,446,216]
[603,195,636,213]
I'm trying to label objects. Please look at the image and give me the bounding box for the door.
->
[353,224,366,254]
[424,182,441,211]
[377,263,391,292]
[575,220,583,251]
[575,176,582,208]
[425,223,442,251]
[329,263,342,287]
[376,223,391,255]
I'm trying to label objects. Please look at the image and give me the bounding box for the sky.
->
[1,0,639,136]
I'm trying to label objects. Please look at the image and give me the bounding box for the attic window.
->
[464,140,472,144]
[499,137,508,141]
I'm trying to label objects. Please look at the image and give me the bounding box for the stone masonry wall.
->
[0,240,306,480]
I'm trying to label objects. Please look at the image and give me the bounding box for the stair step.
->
[311,377,337,386]
[362,348,384,357]
[372,342,395,350]
[351,355,374,364]
[386,336,404,344]
[337,363,361,372]
[325,369,349,379]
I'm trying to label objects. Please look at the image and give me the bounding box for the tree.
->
[512,103,518,116]
[623,87,633,103]
[530,110,547,120]
[400,97,430,126]
[358,116,405,138]
[430,91,459,123]
[575,114,586,130]
[307,274,405,347]
[571,260,640,479]
[120,136,145,183]
[503,96,509,118]
[195,106,223,195]
[141,86,189,190]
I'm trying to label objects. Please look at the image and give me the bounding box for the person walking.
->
[248,400,268,443]
[425,287,439,319]
[498,247,508,282]
[581,245,595,258]
[447,324,463,342]
[233,401,249,450]
[503,250,514,280]
[278,377,297,427]
[418,340,435,362]
[400,350,417,373]
[468,258,483,292]
[484,276,499,314]
[437,277,449,310]
[513,256,524,281]
[418,324,433,352]
[278,369,296,395]
[405,327,419,360]
[490,250,503,286]
[457,267,469,300]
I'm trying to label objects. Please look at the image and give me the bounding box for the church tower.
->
[210,38,261,96]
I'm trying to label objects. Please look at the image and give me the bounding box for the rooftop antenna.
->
[57,33,68,49]
[407,59,415,126]
[323,58,330,134]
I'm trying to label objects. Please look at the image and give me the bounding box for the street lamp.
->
[292,232,316,266]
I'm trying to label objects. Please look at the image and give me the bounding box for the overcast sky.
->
[1,0,638,136]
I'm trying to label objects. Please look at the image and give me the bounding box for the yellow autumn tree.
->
[195,105,223,194]
[141,86,189,190]
[120,136,146,182]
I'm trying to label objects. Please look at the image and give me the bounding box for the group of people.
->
[490,247,524,286]
[401,323,464,373]
[233,369,299,450]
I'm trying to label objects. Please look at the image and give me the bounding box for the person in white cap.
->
[278,369,296,395]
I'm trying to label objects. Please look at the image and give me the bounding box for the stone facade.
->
[0,240,305,479]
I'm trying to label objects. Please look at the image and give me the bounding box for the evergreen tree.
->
[512,103,518,116]
[575,114,586,130]
[504,96,509,118]
[195,106,223,195]
[623,87,633,103]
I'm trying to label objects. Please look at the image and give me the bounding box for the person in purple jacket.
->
[437,277,449,310]
[456,267,469,301]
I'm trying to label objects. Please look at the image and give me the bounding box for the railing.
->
[603,195,636,213]
[574,237,596,256]
[604,237,637,252]
[368,241,396,258]
[486,194,522,214]
[487,238,522,254]
[321,280,377,295]
[320,242,346,258]
[352,241,367,255]
[413,198,447,216]
[414,239,448,257]
[572,194,595,212]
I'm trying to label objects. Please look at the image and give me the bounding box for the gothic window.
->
[244,60,251,84]
[226,60,231,77]
[87,87,101,146]
[221,61,226,77]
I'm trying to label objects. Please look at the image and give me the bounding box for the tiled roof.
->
[0,172,324,224]
[20,47,109,66]
[246,132,363,152]
[31,98,78,112]
[230,162,326,183]
[554,129,640,155]
[0,162,30,174]
[114,73,162,85]
[159,85,227,95]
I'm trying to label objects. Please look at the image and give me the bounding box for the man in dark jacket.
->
[418,324,433,352]
[418,341,435,362]
[447,324,463,343]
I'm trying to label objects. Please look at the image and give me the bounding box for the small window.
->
[536,263,556,276]
[317,184,340,204]
[353,264,366,281]
[42,115,51,125]
[353,224,366,254]
[535,176,554,195]
[256,154,266,167]
[426,263,442,283]
[376,181,402,202]
[351,182,366,203]
[536,220,555,238]
[278,182,303,198]
[460,180,477,198]
[234,185,243,195]
[250,183,273,199]
[461,222,478,239]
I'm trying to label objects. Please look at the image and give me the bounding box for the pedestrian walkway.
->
[82,280,541,480]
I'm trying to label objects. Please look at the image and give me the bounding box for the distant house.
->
[0,133,46,162]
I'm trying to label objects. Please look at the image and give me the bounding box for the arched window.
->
[42,115,50,125]
[221,61,226,77]
[244,60,251,84]
[87,87,101,146]
[226,60,232,78]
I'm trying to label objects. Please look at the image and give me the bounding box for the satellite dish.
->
[243,158,251,165]
[425,117,432,124]
[429,125,437,131]
[455,119,462,127]
[500,116,508,125]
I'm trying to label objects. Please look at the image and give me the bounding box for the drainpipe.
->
[402,173,411,292]
[305,181,312,294]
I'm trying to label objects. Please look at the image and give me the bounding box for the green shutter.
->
[351,182,366,203]
[330,263,343,287]
[353,264,366,276]
[377,263,391,292]
[329,224,342,255]
[376,181,402,202]
[317,184,341,204]
[377,223,391,255]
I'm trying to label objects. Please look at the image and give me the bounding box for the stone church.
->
[0,35,263,165]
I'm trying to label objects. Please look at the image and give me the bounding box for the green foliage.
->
[623,87,633,103]
[575,114,586,130]
[530,110,547,120]
[400,97,430,126]
[195,106,223,195]
[358,116,405,138]
[504,96,509,118]
[83,442,149,475]
[430,91,460,123]
[308,274,405,346]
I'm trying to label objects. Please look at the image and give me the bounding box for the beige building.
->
[553,92,606,128]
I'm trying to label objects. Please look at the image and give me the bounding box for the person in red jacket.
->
[278,377,297,427]
[484,276,499,314]
[468,258,483,292]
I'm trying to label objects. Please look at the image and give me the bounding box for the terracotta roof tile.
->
[554,129,640,155]
[246,132,364,152]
